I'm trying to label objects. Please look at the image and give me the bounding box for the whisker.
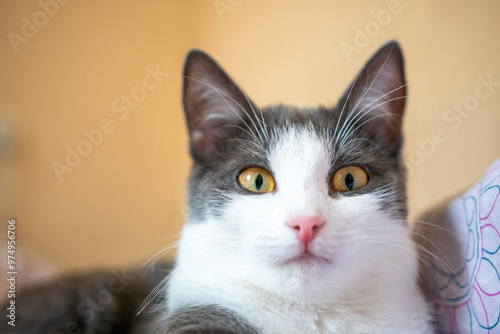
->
[337,96,406,149]
[183,75,264,146]
[333,70,362,141]
[241,89,268,144]
[357,232,458,275]
[336,46,394,148]
[219,123,262,144]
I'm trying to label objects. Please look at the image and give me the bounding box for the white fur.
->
[167,127,432,333]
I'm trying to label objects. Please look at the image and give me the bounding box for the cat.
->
[160,40,432,333]
[0,41,433,334]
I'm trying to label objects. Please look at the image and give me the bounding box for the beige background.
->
[1,0,499,280]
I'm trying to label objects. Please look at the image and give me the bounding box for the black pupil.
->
[255,174,264,190]
[345,173,355,190]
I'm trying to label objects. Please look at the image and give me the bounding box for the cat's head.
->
[176,41,411,302]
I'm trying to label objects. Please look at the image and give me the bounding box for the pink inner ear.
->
[287,216,324,245]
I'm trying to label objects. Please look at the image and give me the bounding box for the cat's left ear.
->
[337,41,406,152]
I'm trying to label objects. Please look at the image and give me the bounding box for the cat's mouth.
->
[283,250,330,265]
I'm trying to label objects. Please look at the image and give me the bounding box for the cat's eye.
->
[332,166,368,192]
[237,167,275,194]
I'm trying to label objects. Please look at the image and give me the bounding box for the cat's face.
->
[176,42,411,302]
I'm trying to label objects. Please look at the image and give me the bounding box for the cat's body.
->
[0,265,172,334]
[2,41,433,334]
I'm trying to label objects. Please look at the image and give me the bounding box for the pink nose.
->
[287,216,324,245]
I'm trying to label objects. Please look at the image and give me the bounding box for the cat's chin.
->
[265,251,341,296]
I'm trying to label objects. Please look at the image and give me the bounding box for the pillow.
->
[416,158,500,333]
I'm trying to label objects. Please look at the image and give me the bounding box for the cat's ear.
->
[337,41,406,151]
[183,50,257,163]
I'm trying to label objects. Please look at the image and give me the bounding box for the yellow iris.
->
[238,167,275,193]
[332,166,368,192]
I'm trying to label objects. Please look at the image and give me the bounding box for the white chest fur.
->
[167,268,433,334]
[240,285,432,334]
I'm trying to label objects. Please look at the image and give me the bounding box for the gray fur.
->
[0,263,172,334]
[154,305,258,334]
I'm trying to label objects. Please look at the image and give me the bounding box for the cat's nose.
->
[287,216,324,245]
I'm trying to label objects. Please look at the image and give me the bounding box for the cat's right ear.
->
[182,50,257,164]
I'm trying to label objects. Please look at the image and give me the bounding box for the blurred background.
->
[1,0,499,290]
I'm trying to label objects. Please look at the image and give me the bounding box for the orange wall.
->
[1,0,499,274]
